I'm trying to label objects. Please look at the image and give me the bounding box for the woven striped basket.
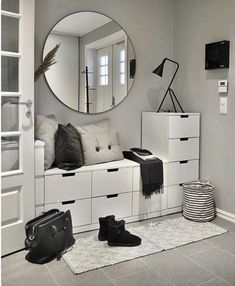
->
[183,181,215,222]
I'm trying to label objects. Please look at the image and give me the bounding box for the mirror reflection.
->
[43,12,136,114]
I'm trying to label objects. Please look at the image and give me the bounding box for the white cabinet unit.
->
[142,112,200,210]
[34,112,200,235]
[35,141,182,233]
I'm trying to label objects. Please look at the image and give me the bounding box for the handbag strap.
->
[50,217,70,260]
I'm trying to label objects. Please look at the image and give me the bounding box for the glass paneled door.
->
[1,0,35,255]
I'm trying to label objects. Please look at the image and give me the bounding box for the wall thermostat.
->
[218,80,228,93]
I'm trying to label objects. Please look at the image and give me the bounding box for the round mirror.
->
[43,11,136,114]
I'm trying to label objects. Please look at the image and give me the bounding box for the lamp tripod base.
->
[157,88,184,113]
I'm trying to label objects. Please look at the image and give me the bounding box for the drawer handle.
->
[62,173,75,177]
[179,183,183,187]
[62,200,75,205]
[180,137,189,141]
[107,194,118,198]
[180,115,189,118]
[107,168,119,172]
[179,160,188,164]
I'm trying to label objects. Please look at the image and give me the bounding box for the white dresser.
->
[142,112,200,211]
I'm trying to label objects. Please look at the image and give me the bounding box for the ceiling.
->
[53,12,112,37]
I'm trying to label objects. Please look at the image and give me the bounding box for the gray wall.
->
[44,33,79,109]
[174,0,235,215]
[35,0,174,149]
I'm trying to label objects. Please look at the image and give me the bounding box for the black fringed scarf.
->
[123,151,163,198]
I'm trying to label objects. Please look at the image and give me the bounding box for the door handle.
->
[10,99,33,118]
[62,173,75,177]
[107,194,118,198]
[107,168,119,172]
[179,160,188,164]
[62,200,75,205]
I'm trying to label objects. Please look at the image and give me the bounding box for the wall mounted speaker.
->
[205,40,230,70]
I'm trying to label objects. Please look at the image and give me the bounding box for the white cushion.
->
[76,119,111,135]
[35,115,58,170]
[81,131,123,165]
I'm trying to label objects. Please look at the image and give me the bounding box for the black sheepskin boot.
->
[108,220,141,247]
[98,215,115,241]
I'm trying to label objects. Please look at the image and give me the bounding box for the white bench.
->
[35,140,182,233]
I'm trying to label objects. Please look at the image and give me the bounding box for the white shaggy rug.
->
[63,217,227,274]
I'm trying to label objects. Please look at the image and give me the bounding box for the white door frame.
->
[1,0,35,256]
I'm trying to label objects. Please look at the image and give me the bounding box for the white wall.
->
[43,32,79,109]
[174,0,235,215]
[35,0,174,149]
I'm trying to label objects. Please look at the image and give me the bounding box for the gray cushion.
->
[81,131,124,165]
[35,115,58,170]
[76,119,111,135]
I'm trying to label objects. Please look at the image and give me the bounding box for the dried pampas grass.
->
[34,44,60,82]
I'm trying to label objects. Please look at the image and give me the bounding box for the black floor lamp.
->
[153,58,184,113]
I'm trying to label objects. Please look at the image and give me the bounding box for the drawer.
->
[92,192,132,223]
[168,115,200,138]
[133,163,168,191]
[92,167,132,197]
[35,143,44,177]
[35,206,45,217]
[45,172,91,203]
[45,198,91,227]
[132,188,167,216]
[167,185,183,208]
[168,160,199,185]
[35,178,44,206]
[169,137,199,161]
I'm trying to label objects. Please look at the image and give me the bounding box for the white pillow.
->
[81,131,124,165]
[35,115,58,170]
[76,119,111,135]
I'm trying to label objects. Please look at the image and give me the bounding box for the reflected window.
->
[99,55,108,86]
[120,50,125,85]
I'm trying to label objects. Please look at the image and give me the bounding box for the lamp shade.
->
[152,59,166,77]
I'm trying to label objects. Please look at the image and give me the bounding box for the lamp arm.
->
[156,58,180,112]
[165,58,179,90]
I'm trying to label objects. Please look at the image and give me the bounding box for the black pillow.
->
[55,123,84,170]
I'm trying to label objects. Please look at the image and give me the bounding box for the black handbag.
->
[25,209,75,264]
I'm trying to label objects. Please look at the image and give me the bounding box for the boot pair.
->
[98,215,141,247]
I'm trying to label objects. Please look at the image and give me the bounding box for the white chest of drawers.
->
[142,112,200,210]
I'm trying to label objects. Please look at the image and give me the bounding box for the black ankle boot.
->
[98,215,115,241]
[108,220,141,247]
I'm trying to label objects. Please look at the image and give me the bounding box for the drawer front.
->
[45,198,91,227]
[167,185,183,208]
[92,192,132,223]
[92,168,132,197]
[132,188,167,216]
[35,146,44,177]
[169,137,199,161]
[133,164,168,191]
[45,172,91,203]
[35,178,44,206]
[35,206,45,217]
[168,115,200,139]
[168,160,199,185]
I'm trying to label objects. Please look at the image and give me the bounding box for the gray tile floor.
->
[2,213,235,286]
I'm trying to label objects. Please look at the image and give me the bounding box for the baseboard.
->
[216,208,235,224]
